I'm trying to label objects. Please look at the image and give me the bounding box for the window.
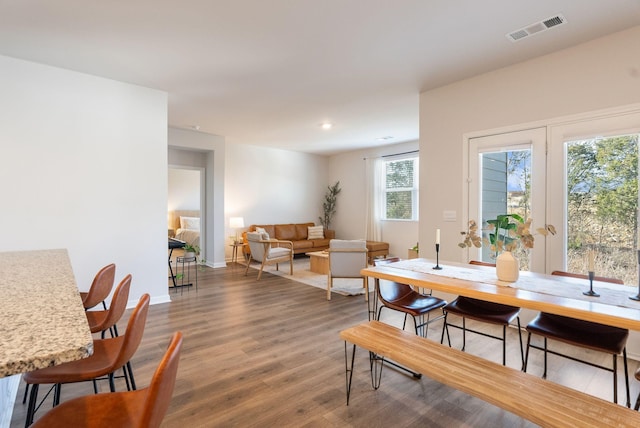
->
[384,157,418,220]
[547,111,640,282]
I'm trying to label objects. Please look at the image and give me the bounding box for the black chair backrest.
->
[373,258,413,303]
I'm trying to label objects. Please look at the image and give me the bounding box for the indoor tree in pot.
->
[319,181,341,230]
[459,214,556,281]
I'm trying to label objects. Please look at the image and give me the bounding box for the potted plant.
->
[182,243,200,260]
[459,214,555,281]
[319,181,341,230]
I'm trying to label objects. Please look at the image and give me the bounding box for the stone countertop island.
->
[0,249,94,428]
[0,249,93,377]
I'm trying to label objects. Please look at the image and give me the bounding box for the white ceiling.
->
[1,1,639,155]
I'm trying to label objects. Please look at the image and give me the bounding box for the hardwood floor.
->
[11,262,640,427]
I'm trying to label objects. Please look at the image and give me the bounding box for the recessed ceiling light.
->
[321,123,333,130]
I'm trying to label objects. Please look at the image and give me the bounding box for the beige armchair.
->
[327,239,368,301]
[244,231,293,280]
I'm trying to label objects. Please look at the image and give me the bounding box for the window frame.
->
[382,155,419,221]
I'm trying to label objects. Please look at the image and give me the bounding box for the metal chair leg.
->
[126,361,137,390]
[542,337,548,379]
[344,342,356,405]
[461,317,467,351]
[623,348,630,408]
[25,383,39,427]
[523,332,532,373]
[613,354,618,404]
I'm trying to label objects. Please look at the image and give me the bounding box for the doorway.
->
[168,166,205,261]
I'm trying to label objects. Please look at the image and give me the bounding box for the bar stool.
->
[24,294,151,426]
[81,264,116,310]
[31,332,183,428]
[86,274,131,339]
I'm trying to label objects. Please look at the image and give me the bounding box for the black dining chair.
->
[373,258,447,339]
[440,261,524,367]
[524,270,630,407]
[370,257,448,380]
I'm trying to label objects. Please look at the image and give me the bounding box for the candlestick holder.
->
[583,271,599,297]
[433,243,442,270]
[630,250,640,301]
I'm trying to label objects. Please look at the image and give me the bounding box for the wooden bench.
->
[340,321,640,428]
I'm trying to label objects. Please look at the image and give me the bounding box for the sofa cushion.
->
[291,240,314,251]
[295,223,315,240]
[312,238,330,248]
[275,224,297,241]
[308,225,324,240]
[253,225,275,238]
[254,227,270,239]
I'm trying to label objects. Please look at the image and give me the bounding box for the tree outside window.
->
[566,134,639,284]
[384,158,418,220]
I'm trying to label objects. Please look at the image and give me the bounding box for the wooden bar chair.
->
[81,263,116,310]
[524,270,630,407]
[24,294,151,426]
[31,332,183,428]
[440,261,523,366]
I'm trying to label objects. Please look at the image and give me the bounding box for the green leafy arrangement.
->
[459,214,556,256]
[182,243,200,254]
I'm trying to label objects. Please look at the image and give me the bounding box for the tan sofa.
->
[243,222,335,256]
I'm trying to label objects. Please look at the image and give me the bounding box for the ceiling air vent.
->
[506,14,567,42]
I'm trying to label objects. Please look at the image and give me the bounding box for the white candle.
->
[588,249,595,272]
[436,229,440,245]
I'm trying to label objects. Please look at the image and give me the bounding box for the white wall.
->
[419,25,640,356]
[420,25,640,265]
[329,141,419,258]
[168,168,201,211]
[168,128,226,267]
[0,54,169,305]
[224,143,329,259]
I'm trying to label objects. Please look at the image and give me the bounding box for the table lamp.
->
[229,217,245,244]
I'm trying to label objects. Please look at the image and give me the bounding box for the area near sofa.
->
[242,222,335,256]
[241,222,390,264]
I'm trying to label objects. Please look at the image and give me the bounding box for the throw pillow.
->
[255,227,269,239]
[308,225,324,240]
[180,216,200,230]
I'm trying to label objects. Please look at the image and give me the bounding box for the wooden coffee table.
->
[306,251,329,274]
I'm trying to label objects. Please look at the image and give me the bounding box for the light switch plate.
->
[443,210,457,222]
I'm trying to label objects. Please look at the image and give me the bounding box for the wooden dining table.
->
[361,258,640,331]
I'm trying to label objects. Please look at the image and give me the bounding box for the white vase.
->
[496,251,519,282]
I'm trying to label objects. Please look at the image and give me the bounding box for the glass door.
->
[467,128,547,272]
[547,111,640,283]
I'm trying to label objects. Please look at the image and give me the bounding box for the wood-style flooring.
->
[11,262,640,427]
